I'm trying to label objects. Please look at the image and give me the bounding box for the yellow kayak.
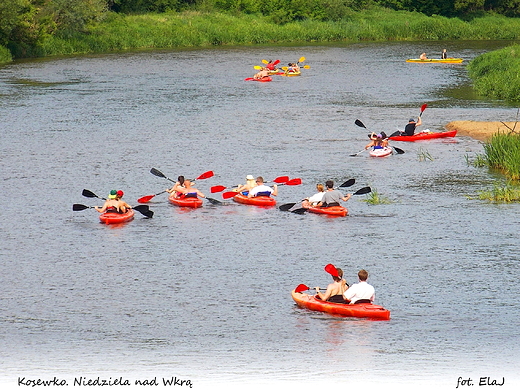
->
[406,58,463,64]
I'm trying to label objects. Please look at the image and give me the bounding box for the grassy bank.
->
[0,45,12,64]
[473,132,520,181]
[467,44,520,101]
[11,9,520,58]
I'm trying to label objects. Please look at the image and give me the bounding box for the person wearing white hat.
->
[235,174,257,195]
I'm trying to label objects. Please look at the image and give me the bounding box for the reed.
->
[473,132,520,181]
[363,188,391,205]
[477,183,520,202]
[31,10,520,58]
[417,147,433,162]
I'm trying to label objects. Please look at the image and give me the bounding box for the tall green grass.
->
[467,45,520,101]
[474,132,520,181]
[28,10,520,59]
[477,183,520,202]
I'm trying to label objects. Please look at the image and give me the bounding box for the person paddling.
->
[95,189,130,214]
[343,269,375,304]
[253,67,269,80]
[316,267,349,303]
[400,117,422,136]
[248,177,277,198]
[317,180,351,208]
[175,179,206,199]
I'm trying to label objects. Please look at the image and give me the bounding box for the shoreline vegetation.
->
[2,9,520,63]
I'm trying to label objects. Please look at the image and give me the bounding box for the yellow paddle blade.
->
[254,65,263,70]
[281,67,288,71]
[299,56,306,63]
[302,65,311,69]
[262,59,268,64]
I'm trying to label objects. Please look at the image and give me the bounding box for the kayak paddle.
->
[392,146,405,155]
[82,189,105,200]
[420,103,428,117]
[73,203,154,218]
[295,284,311,293]
[137,190,168,203]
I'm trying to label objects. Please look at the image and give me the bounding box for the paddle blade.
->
[353,186,371,195]
[206,197,223,205]
[298,56,306,63]
[279,203,297,211]
[73,204,90,211]
[291,208,308,214]
[295,284,310,293]
[355,119,366,129]
[339,178,355,187]
[285,178,302,186]
[133,205,153,217]
[325,263,339,277]
[262,59,269,64]
[254,65,262,70]
[302,65,311,69]
[273,176,289,184]
[211,185,227,193]
[82,189,98,198]
[138,195,155,203]
[420,103,428,114]
[196,170,214,180]
[393,147,405,154]
[273,59,280,65]
[150,168,166,178]
[222,191,238,199]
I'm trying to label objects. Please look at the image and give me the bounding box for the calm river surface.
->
[1,41,519,390]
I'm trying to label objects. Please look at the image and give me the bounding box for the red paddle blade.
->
[295,284,309,293]
[273,59,280,65]
[324,263,339,277]
[223,191,238,199]
[285,178,302,186]
[211,185,227,193]
[273,176,289,183]
[138,195,155,203]
[421,103,428,113]
[196,170,214,180]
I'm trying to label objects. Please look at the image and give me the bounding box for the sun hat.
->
[108,189,117,199]
[246,175,255,180]
[116,190,124,197]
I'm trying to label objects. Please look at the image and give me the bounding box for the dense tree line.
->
[2,0,520,55]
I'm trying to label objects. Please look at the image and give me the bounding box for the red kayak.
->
[244,76,272,82]
[389,129,457,142]
[99,209,135,225]
[168,194,203,208]
[292,290,390,320]
[307,206,348,217]
[232,193,276,207]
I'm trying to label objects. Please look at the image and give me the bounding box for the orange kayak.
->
[168,194,203,208]
[232,193,276,207]
[307,206,348,217]
[291,290,390,320]
[99,209,135,225]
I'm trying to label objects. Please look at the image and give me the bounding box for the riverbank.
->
[3,9,520,62]
[445,121,517,142]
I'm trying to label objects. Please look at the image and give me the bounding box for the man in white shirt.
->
[248,177,278,198]
[343,269,375,304]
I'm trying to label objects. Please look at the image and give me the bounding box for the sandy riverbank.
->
[445,121,518,142]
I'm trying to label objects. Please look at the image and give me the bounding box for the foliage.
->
[477,182,520,202]
[417,147,433,161]
[363,188,392,204]
[472,132,520,180]
[467,44,520,101]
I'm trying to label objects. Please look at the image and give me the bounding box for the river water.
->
[1,41,519,390]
